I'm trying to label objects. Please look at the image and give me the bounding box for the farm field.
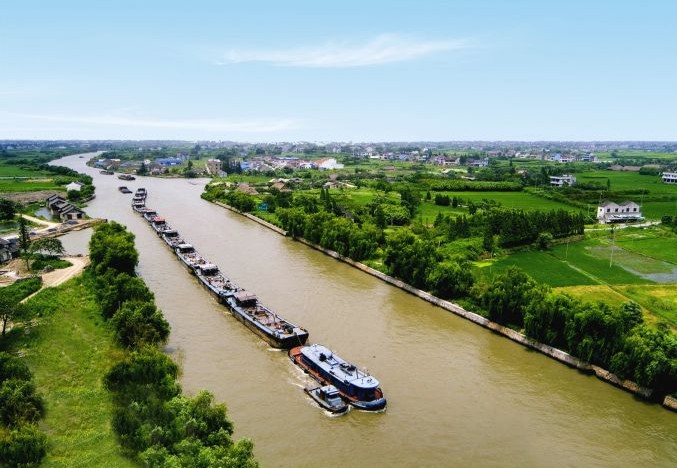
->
[479,227,677,326]
[577,170,677,194]
[0,178,61,193]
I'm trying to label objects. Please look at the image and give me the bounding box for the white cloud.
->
[5,113,297,133]
[217,34,468,68]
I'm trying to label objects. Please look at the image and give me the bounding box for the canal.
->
[54,153,676,467]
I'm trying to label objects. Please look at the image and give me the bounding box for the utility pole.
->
[609,225,616,268]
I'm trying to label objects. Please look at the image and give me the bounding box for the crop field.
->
[0,164,52,177]
[481,227,677,326]
[616,236,677,264]
[475,250,596,287]
[0,178,60,192]
[577,170,677,195]
[594,150,677,162]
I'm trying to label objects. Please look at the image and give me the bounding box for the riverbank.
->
[211,200,673,410]
[2,277,134,466]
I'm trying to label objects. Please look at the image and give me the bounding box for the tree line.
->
[0,278,48,467]
[473,266,676,396]
[88,222,257,466]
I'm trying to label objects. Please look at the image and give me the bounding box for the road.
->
[585,220,661,232]
[20,256,90,303]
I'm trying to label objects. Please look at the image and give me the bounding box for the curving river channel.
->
[54,153,675,467]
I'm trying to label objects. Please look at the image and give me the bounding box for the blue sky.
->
[1,0,676,141]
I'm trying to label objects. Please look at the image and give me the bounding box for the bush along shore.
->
[88,221,258,466]
[211,199,676,410]
[0,278,47,466]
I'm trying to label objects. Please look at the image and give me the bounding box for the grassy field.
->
[1,278,135,467]
[594,150,677,162]
[616,235,677,264]
[577,170,677,195]
[0,179,61,192]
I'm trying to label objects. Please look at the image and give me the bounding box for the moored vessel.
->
[118,186,132,194]
[143,210,158,222]
[118,174,136,180]
[289,344,386,411]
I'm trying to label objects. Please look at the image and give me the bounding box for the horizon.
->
[2,1,676,141]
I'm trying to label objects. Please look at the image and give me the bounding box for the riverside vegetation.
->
[203,170,676,401]
[0,222,257,467]
[89,221,258,467]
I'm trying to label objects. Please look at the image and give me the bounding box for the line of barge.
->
[131,188,308,350]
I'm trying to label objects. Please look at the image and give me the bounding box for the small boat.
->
[143,210,158,221]
[289,344,386,411]
[304,385,348,414]
[136,187,147,195]
[118,174,136,181]
[225,291,309,350]
[100,170,114,175]
[118,186,133,194]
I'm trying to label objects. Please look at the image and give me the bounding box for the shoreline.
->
[213,200,675,412]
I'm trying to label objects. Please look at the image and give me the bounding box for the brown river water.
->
[54,153,676,467]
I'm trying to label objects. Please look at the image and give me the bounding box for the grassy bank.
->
[3,277,135,467]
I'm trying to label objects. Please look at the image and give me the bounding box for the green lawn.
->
[4,278,135,467]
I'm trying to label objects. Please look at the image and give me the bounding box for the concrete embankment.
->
[211,201,670,408]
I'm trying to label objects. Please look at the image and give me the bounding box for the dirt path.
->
[20,256,90,303]
[19,213,61,229]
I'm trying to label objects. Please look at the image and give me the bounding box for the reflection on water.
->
[54,153,677,468]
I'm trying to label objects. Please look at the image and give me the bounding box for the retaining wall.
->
[212,201,671,408]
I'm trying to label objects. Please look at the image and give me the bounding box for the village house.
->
[206,158,222,175]
[661,171,677,184]
[315,158,344,170]
[0,238,19,263]
[65,181,83,192]
[235,183,259,195]
[596,200,643,224]
[45,194,85,221]
[549,174,576,187]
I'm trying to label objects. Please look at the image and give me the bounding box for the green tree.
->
[475,266,537,326]
[0,424,47,467]
[18,217,31,269]
[111,301,170,349]
[426,262,474,299]
[0,296,28,337]
[0,199,16,221]
[28,237,65,269]
[0,379,45,427]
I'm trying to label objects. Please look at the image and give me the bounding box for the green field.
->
[1,278,134,467]
[595,150,677,162]
[577,170,677,195]
[0,179,61,192]
[480,227,677,326]
[616,236,677,264]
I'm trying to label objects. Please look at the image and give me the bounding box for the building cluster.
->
[239,156,344,172]
[45,194,85,221]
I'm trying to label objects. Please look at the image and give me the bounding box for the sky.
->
[1,0,676,142]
